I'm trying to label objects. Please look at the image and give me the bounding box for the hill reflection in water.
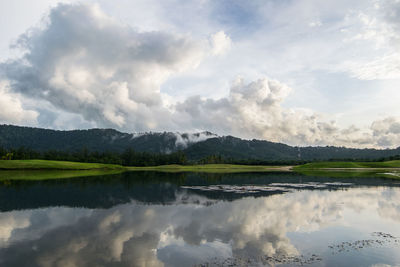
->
[0,172,400,266]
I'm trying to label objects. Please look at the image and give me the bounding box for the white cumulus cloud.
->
[1,2,400,149]
[1,3,207,130]
[210,31,232,56]
[0,80,38,125]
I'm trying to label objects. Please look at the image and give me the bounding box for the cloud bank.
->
[0,81,38,125]
[1,2,400,148]
[2,3,207,130]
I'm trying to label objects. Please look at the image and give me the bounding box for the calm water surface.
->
[0,172,400,266]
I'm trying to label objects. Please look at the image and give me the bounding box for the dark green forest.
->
[1,124,400,165]
[1,146,400,167]
[0,146,188,166]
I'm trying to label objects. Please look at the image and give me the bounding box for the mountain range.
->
[1,124,399,161]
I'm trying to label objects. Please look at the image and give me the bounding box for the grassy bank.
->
[0,160,291,181]
[2,159,400,181]
[2,159,400,172]
[293,160,400,180]
[126,164,291,173]
[0,160,124,170]
[0,161,291,181]
[0,160,289,172]
[294,169,400,178]
[293,160,400,170]
[0,169,124,181]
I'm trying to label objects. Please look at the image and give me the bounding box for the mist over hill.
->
[0,124,399,161]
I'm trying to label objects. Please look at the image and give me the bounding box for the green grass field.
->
[0,169,124,181]
[0,160,287,172]
[2,159,400,172]
[295,169,400,179]
[126,164,288,173]
[293,160,400,170]
[0,160,290,180]
[1,159,400,181]
[0,160,124,170]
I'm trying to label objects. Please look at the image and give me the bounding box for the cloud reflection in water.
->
[0,187,400,266]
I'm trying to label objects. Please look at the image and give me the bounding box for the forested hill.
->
[1,124,399,161]
[184,136,400,161]
[0,124,215,154]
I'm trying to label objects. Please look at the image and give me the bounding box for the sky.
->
[0,0,400,148]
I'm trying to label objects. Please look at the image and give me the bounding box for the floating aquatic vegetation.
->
[328,232,400,254]
[182,182,353,194]
[195,232,399,266]
[194,253,323,267]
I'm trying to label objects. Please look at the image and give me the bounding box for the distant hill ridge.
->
[0,124,399,161]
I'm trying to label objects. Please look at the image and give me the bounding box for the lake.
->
[0,171,400,266]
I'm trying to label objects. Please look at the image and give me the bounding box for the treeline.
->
[0,147,187,166]
[180,153,400,165]
[197,154,309,165]
[0,147,304,166]
[1,146,400,166]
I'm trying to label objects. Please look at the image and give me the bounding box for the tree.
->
[2,152,13,160]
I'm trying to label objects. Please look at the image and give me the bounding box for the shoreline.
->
[0,160,399,181]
